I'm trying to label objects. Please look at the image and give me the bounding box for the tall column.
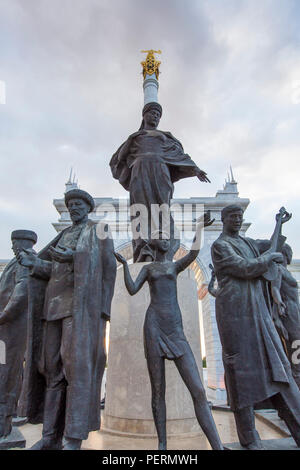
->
[141,49,161,104]
[143,74,159,105]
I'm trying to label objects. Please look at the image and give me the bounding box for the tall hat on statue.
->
[140,50,162,128]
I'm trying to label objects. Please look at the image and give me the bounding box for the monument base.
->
[0,427,26,449]
[104,263,204,437]
[102,415,202,438]
[224,437,299,451]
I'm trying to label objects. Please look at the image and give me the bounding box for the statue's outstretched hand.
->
[276,208,292,224]
[281,212,292,224]
[197,169,210,183]
[114,252,127,265]
[16,248,37,269]
[204,210,215,227]
[195,210,215,227]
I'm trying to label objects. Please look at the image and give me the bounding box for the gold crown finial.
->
[141,50,161,80]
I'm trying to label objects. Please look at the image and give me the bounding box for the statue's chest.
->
[149,264,176,282]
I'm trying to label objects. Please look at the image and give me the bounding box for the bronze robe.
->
[211,233,300,417]
[110,130,202,261]
[110,130,201,192]
[18,221,116,440]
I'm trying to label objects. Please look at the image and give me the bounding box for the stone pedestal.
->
[0,427,26,449]
[224,437,300,451]
[103,263,204,437]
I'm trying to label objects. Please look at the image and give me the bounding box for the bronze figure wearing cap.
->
[0,230,37,439]
[16,189,116,450]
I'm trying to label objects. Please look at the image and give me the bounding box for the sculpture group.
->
[1,52,300,451]
[211,204,300,449]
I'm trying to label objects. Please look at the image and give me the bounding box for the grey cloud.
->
[0,0,300,257]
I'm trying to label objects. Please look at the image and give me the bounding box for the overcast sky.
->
[0,0,300,258]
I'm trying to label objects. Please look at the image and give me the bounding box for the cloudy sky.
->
[0,0,300,258]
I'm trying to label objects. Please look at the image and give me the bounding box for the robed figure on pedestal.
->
[110,102,210,262]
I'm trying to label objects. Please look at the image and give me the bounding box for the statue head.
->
[140,102,162,130]
[221,204,244,234]
[65,189,95,224]
[281,243,293,265]
[149,230,170,256]
[11,230,37,256]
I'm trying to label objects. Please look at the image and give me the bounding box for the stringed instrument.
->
[262,206,291,281]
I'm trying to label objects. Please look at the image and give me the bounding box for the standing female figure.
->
[114,224,223,450]
[110,102,210,262]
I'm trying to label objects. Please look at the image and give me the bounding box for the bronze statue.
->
[271,243,300,389]
[0,230,37,440]
[211,204,300,450]
[110,101,210,262]
[207,263,218,298]
[115,221,223,451]
[16,189,116,450]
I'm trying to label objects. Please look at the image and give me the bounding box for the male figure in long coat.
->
[211,204,300,449]
[17,189,116,450]
[0,230,37,439]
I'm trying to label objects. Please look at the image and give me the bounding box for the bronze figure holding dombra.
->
[115,222,223,450]
[211,204,300,450]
